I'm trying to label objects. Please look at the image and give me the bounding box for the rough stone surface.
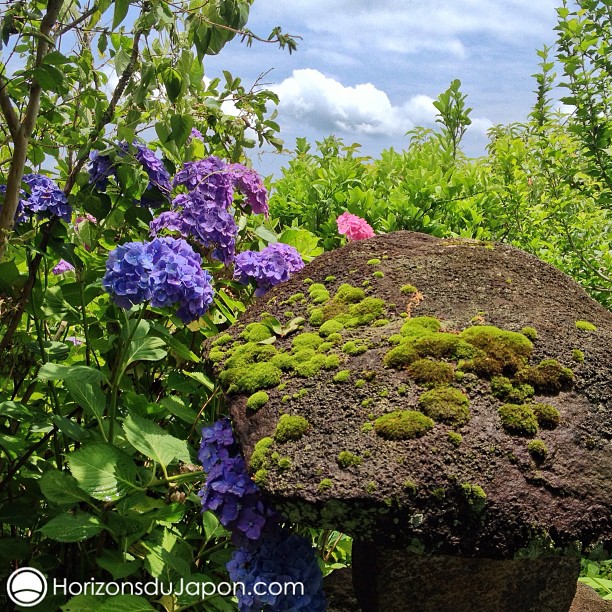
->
[211,231,612,558]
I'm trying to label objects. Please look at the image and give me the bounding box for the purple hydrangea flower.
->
[102,237,214,323]
[133,142,172,204]
[150,191,238,265]
[65,336,83,346]
[234,243,304,296]
[52,259,75,275]
[88,150,117,191]
[189,127,204,141]
[21,174,71,221]
[229,164,269,218]
[173,157,234,210]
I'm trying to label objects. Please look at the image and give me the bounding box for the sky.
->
[204,0,565,176]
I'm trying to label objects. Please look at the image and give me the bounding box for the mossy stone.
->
[250,437,275,470]
[275,414,310,443]
[527,439,548,460]
[324,354,341,369]
[460,483,487,511]
[333,369,351,383]
[418,386,470,426]
[490,376,534,403]
[318,478,334,492]
[309,308,324,326]
[448,431,463,446]
[572,349,585,363]
[240,322,273,342]
[343,340,368,356]
[521,326,538,341]
[270,352,295,371]
[400,316,442,338]
[576,320,597,331]
[498,403,538,436]
[211,333,233,347]
[400,284,418,295]
[334,283,366,304]
[293,353,327,378]
[337,451,363,468]
[412,333,477,360]
[347,297,385,325]
[407,359,455,387]
[292,332,325,351]
[233,362,282,394]
[319,319,344,337]
[515,359,574,393]
[374,410,435,440]
[383,343,419,368]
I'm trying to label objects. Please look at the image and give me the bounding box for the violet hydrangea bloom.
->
[150,191,238,265]
[199,418,326,611]
[229,164,269,218]
[88,150,117,191]
[133,142,172,204]
[102,236,214,324]
[336,211,375,241]
[234,243,304,296]
[21,174,71,222]
[173,157,234,210]
[52,259,75,275]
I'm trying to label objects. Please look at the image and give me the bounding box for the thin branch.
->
[56,4,98,36]
[0,78,19,140]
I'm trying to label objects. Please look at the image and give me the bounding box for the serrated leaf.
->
[39,470,90,505]
[160,396,197,424]
[123,413,191,469]
[181,370,214,390]
[125,336,167,366]
[65,378,106,422]
[68,444,141,501]
[40,513,103,542]
[38,363,107,384]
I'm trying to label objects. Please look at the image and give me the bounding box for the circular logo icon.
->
[6,567,47,607]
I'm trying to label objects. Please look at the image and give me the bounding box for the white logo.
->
[6,567,47,607]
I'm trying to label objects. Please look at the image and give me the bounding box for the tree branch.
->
[0,78,19,141]
[56,4,98,36]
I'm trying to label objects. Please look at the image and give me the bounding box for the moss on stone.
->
[372,318,390,327]
[309,308,324,326]
[323,354,341,369]
[318,478,334,492]
[208,346,226,364]
[387,334,403,345]
[400,316,442,338]
[333,369,351,383]
[310,288,330,304]
[240,322,273,342]
[576,320,597,331]
[379,388,389,398]
[527,439,548,460]
[270,352,295,371]
[327,332,343,344]
[346,297,385,326]
[342,340,368,356]
[400,284,418,295]
[374,410,435,440]
[292,332,325,351]
[418,386,470,426]
[275,414,310,443]
[383,343,419,368]
[515,359,574,393]
[291,348,316,363]
[531,402,560,429]
[211,333,233,347]
[287,292,305,304]
[325,275,336,283]
[361,422,374,433]
[337,451,363,468]
[572,349,585,363]
[459,325,533,375]
[365,482,378,494]
[498,403,538,436]
[403,480,417,494]
[412,333,477,360]
[367,258,381,265]
[334,283,366,304]
[316,341,333,353]
[407,359,455,387]
[521,326,538,341]
[253,469,268,485]
[231,362,282,394]
[246,390,269,411]
[490,376,534,403]
[460,483,487,511]
[355,379,366,388]
[250,437,275,470]
[293,353,327,378]
[319,319,344,337]
[448,431,463,446]
[397,384,408,396]
[361,398,374,408]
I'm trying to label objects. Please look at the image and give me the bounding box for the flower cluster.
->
[234,243,304,296]
[150,191,238,265]
[102,237,214,323]
[173,157,234,209]
[229,164,269,218]
[52,259,75,275]
[336,211,375,241]
[199,419,325,611]
[88,150,117,192]
[1,175,70,223]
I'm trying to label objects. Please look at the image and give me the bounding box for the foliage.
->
[580,559,612,600]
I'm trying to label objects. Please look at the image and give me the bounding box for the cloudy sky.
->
[205,0,566,176]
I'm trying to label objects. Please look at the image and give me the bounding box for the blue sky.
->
[205,0,564,176]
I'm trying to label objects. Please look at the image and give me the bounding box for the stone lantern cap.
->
[208,232,612,558]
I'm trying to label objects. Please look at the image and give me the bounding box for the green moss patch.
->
[383,343,419,368]
[246,391,269,411]
[498,403,538,436]
[337,451,363,468]
[515,359,573,393]
[319,319,344,337]
[418,386,470,426]
[292,332,325,351]
[572,349,585,363]
[308,283,330,304]
[407,359,455,387]
[527,439,548,460]
[334,283,366,304]
[367,258,381,265]
[576,320,597,331]
[374,410,435,440]
[412,333,477,360]
[460,483,487,511]
[240,322,273,343]
[250,437,275,470]
[490,376,534,403]
[400,284,418,295]
[531,402,560,429]
[342,340,368,356]
[448,431,463,446]
[309,308,324,326]
[333,369,351,383]
[521,326,538,341]
[400,316,441,338]
[275,414,310,443]
[211,333,233,347]
[227,362,282,394]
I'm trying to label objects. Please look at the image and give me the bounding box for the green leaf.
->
[181,370,214,390]
[162,67,183,103]
[68,443,141,501]
[26,340,69,361]
[125,336,167,366]
[39,470,90,506]
[32,64,65,92]
[65,378,106,422]
[160,396,197,424]
[62,595,156,612]
[97,550,142,580]
[279,228,323,260]
[170,113,193,147]
[40,513,103,542]
[52,415,92,443]
[38,363,107,384]
[112,0,130,29]
[123,413,190,469]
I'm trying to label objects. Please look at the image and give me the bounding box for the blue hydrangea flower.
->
[21,174,71,221]
[102,237,214,323]
[234,243,304,296]
[133,142,172,204]
[88,150,117,191]
[149,191,238,265]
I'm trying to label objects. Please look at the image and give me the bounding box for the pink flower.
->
[336,212,375,241]
[75,213,97,225]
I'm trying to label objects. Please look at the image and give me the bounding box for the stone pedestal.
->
[352,540,580,612]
